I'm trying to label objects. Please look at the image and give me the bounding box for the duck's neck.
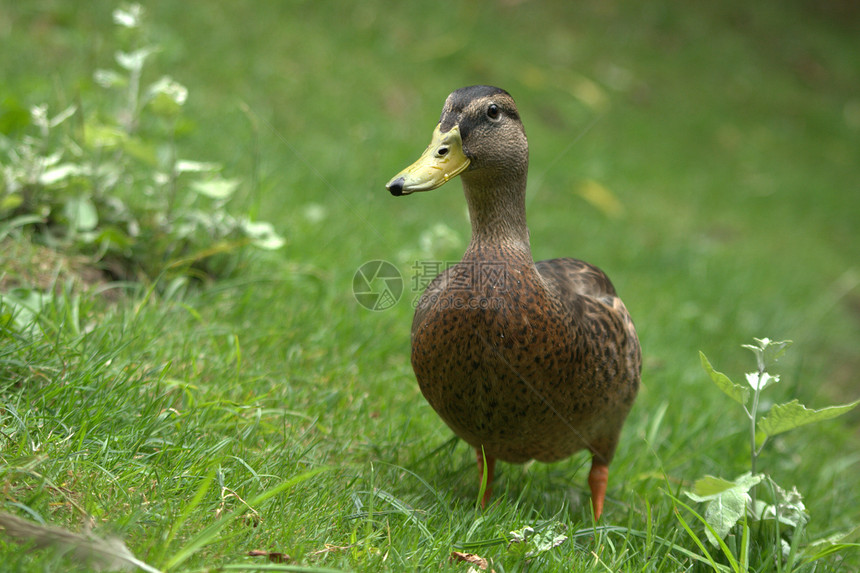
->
[461,173,532,261]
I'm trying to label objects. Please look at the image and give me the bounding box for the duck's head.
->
[386,85,528,196]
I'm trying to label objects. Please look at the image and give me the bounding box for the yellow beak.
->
[386,125,470,196]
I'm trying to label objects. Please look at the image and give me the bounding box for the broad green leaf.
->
[147,76,188,115]
[703,487,747,545]
[508,521,568,558]
[241,219,285,250]
[732,472,764,490]
[757,482,807,528]
[115,47,155,72]
[30,104,49,130]
[63,197,99,232]
[175,160,220,173]
[686,475,739,500]
[113,5,143,28]
[686,473,763,502]
[93,69,126,89]
[756,399,860,446]
[699,351,749,405]
[741,338,792,372]
[40,163,83,185]
[525,522,567,558]
[508,525,535,544]
[685,473,763,546]
[191,178,240,199]
[744,371,779,391]
[147,76,187,105]
[40,151,63,168]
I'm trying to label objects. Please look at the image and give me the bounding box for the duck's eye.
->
[486,103,500,120]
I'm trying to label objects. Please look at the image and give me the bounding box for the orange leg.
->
[588,460,609,520]
[476,448,496,508]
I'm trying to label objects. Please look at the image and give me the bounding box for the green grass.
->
[2,1,859,571]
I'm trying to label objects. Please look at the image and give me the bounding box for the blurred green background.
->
[24,3,850,354]
[2,0,859,570]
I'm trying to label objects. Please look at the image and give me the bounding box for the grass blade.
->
[164,467,331,570]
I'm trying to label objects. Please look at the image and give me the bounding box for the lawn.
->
[1,1,859,571]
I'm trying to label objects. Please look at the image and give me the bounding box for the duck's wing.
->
[536,256,642,393]
[535,257,619,302]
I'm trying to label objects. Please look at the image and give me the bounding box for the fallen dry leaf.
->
[450,551,494,571]
[248,549,291,563]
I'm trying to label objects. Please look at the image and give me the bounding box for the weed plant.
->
[0,5,283,284]
[676,339,859,571]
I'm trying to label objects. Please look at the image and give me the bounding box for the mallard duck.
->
[386,85,641,519]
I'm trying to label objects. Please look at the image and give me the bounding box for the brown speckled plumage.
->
[386,86,641,518]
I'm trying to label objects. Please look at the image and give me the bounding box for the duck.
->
[386,85,641,519]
